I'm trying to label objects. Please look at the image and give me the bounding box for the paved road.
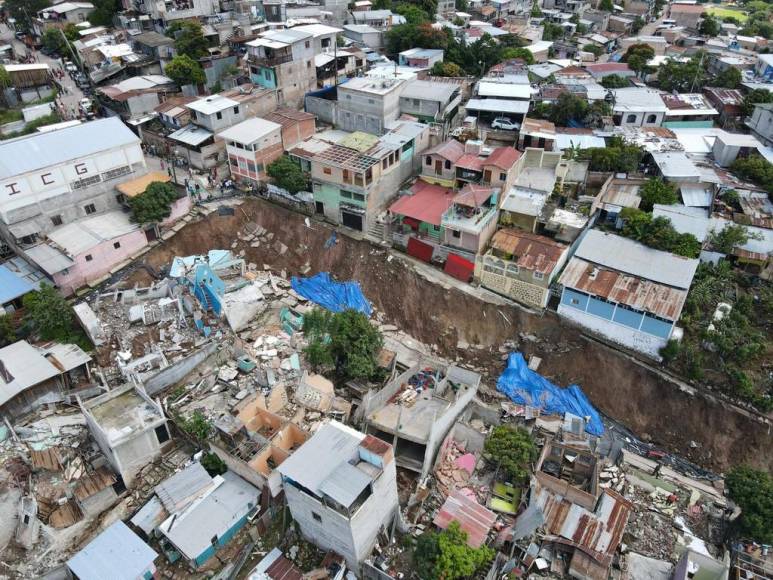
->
[0,22,85,120]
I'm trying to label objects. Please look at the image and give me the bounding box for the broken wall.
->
[423,379,478,477]
[144,341,220,395]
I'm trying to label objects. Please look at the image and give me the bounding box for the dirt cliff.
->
[123,198,773,473]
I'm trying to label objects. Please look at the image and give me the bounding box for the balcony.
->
[248,51,293,67]
[441,204,497,235]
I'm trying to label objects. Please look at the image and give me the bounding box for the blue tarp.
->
[0,265,34,305]
[497,352,604,436]
[291,272,372,316]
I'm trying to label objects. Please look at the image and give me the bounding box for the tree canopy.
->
[598,0,614,11]
[712,67,742,89]
[699,14,721,36]
[620,209,702,258]
[165,54,206,87]
[600,74,631,88]
[2,0,51,29]
[22,284,76,343]
[129,181,179,224]
[167,21,209,59]
[657,54,706,93]
[414,522,495,580]
[639,178,678,211]
[500,47,535,64]
[484,425,537,483]
[731,155,773,194]
[582,136,644,173]
[741,89,773,117]
[89,0,119,26]
[726,466,773,544]
[583,44,604,58]
[622,43,655,76]
[394,2,431,24]
[430,61,463,77]
[708,224,760,254]
[267,155,308,194]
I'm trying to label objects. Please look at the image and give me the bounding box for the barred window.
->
[101,166,132,181]
[71,175,102,190]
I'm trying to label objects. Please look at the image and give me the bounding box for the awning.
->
[8,221,41,238]
[466,98,530,114]
[25,244,74,275]
[116,171,171,198]
[168,124,213,147]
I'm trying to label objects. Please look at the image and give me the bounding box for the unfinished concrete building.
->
[81,384,172,487]
[362,362,480,477]
[209,395,309,497]
[277,421,398,570]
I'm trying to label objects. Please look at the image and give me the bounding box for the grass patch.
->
[706,5,749,22]
[0,109,23,125]
[0,112,61,140]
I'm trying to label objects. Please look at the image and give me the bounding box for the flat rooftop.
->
[368,394,449,443]
[88,388,164,444]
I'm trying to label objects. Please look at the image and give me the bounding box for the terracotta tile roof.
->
[454,183,496,208]
[389,180,454,226]
[455,153,486,172]
[490,229,567,274]
[486,147,522,170]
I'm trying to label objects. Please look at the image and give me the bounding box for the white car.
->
[491,117,519,131]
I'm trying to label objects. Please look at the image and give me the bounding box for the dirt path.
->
[121,198,773,473]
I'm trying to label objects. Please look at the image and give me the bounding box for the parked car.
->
[14,31,27,41]
[491,117,519,131]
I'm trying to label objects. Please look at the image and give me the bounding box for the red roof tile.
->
[425,139,465,162]
[389,180,454,226]
[456,153,486,172]
[454,183,496,208]
[486,147,522,171]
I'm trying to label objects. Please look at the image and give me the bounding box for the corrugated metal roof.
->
[559,257,689,320]
[159,471,259,561]
[0,341,61,407]
[0,264,34,304]
[680,185,712,207]
[433,490,496,548]
[574,230,699,289]
[130,496,168,536]
[25,244,74,275]
[44,342,91,372]
[425,139,465,162]
[318,461,372,507]
[218,117,281,144]
[155,463,213,513]
[168,124,213,146]
[490,229,568,275]
[74,466,117,501]
[389,180,454,227]
[277,421,365,495]
[0,118,138,180]
[67,520,158,580]
[48,211,140,256]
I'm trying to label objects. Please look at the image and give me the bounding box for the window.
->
[51,215,63,227]
[216,112,222,120]
[305,41,311,49]
[323,167,332,175]
[341,190,352,199]
[113,241,121,249]
[264,69,271,80]
[646,114,657,124]
[155,424,170,443]
[626,114,637,123]
[425,156,432,166]
[307,61,311,68]
[433,225,440,231]
[444,160,451,170]
[343,169,351,182]
[312,512,322,522]
[84,203,96,214]
[353,193,365,202]
[413,98,419,106]
[247,161,257,173]
[101,166,132,181]
[451,230,461,238]
[500,172,507,181]
[233,106,239,115]
[190,110,197,120]
[533,271,545,280]
[85,254,93,262]
[71,175,101,190]
[382,158,388,169]
[368,98,374,104]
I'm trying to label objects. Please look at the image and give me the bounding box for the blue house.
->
[557,230,698,358]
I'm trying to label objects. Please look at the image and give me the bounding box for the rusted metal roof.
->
[30,447,62,471]
[266,555,304,580]
[425,139,465,163]
[558,257,688,321]
[454,184,496,208]
[434,490,496,548]
[536,487,632,569]
[360,434,391,456]
[490,229,568,275]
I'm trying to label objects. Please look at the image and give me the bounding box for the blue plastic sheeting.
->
[497,352,604,436]
[291,272,372,316]
[0,265,34,304]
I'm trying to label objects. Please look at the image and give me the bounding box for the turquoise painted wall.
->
[250,67,277,90]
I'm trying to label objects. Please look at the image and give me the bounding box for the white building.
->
[0,118,147,251]
[611,87,667,127]
[277,421,398,570]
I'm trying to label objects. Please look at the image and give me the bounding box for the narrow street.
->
[0,21,84,119]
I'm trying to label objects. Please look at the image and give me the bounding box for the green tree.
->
[201,452,227,476]
[42,28,66,53]
[583,136,644,172]
[456,0,468,10]
[699,14,721,36]
[165,54,206,86]
[600,74,630,88]
[731,155,773,194]
[583,43,604,57]
[549,92,589,126]
[267,155,308,194]
[178,410,212,441]
[431,61,463,76]
[631,15,645,33]
[0,65,10,89]
[622,43,655,76]
[500,47,535,64]
[531,0,543,15]
[484,425,537,483]
[3,0,51,29]
[708,224,761,254]
[415,522,494,580]
[89,0,119,26]
[167,21,209,59]
[657,54,707,93]
[129,181,179,224]
[584,100,612,128]
[713,66,742,89]
[619,209,702,258]
[599,0,614,10]
[726,465,773,543]
[741,88,773,117]
[639,178,678,211]
[22,283,75,342]
[542,21,565,40]
[0,315,16,347]
[395,3,431,24]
